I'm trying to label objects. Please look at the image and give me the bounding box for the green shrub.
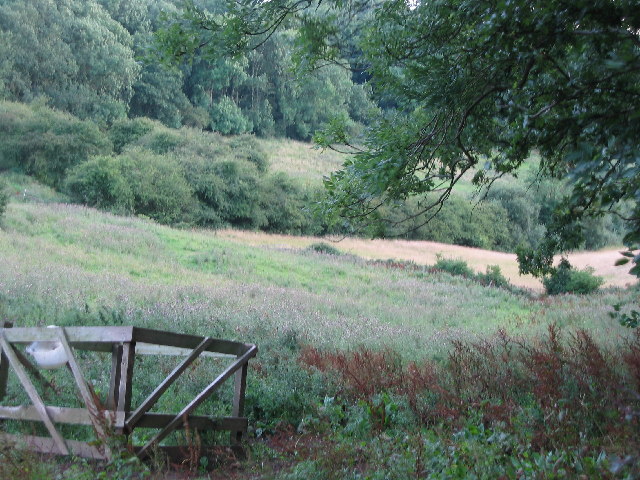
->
[475,265,511,289]
[0,101,112,187]
[486,183,546,250]
[144,131,185,155]
[209,96,253,134]
[65,149,195,225]
[181,105,210,130]
[127,123,186,154]
[307,242,342,256]
[543,258,604,295]
[180,154,266,229]
[118,150,195,225]
[372,195,513,251]
[65,156,134,214]
[244,333,328,432]
[108,117,155,154]
[0,177,8,220]
[229,135,269,173]
[212,160,265,228]
[261,174,312,234]
[433,256,474,277]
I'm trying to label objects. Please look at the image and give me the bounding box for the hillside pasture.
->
[218,229,637,291]
[0,201,633,356]
[259,138,346,186]
[0,199,638,478]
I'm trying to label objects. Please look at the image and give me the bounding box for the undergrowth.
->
[2,324,639,478]
[295,325,640,478]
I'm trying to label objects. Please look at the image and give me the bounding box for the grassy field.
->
[259,138,347,187]
[1,192,639,478]
[0,200,634,355]
[217,229,637,291]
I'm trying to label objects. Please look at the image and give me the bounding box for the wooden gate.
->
[0,324,257,461]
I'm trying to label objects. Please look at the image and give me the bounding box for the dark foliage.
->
[0,177,8,220]
[542,258,605,295]
[299,325,640,455]
[0,102,111,188]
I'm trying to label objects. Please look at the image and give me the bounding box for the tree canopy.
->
[157,0,640,277]
[0,0,140,123]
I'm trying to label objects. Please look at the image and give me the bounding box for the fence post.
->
[0,322,12,401]
[231,362,248,444]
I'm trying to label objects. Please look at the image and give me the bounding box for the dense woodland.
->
[0,0,373,137]
[0,0,630,254]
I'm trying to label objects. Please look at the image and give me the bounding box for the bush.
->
[65,156,134,214]
[125,122,187,154]
[543,258,604,295]
[261,173,313,234]
[180,155,266,229]
[475,265,511,289]
[174,131,318,232]
[229,135,269,173]
[65,149,195,225]
[307,242,342,256]
[108,117,155,154]
[433,256,474,277]
[0,178,8,220]
[209,96,253,134]
[486,183,546,250]
[299,325,640,461]
[0,101,112,187]
[372,195,513,251]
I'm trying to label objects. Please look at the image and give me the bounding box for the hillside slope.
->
[0,200,633,355]
[219,229,637,291]
[1,199,638,478]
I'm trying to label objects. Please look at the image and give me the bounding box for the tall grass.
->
[0,201,632,358]
[1,196,638,478]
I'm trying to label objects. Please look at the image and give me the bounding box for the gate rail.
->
[0,324,257,461]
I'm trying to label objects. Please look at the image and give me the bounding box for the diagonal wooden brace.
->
[126,337,213,432]
[0,331,69,455]
[56,327,112,459]
[137,344,257,459]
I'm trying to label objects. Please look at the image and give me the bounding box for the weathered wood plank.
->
[133,414,247,432]
[0,433,107,460]
[0,322,11,400]
[106,344,122,410]
[0,405,243,432]
[56,328,112,458]
[0,332,69,455]
[117,342,136,414]
[1,326,134,348]
[132,327,249,356]
[0,349,7,401]
[231,363,248,444]
[126,337,214,431]
[1,327,255,355]
[137,345,257,459]
[135,342,235,358]
[0,405,125,427]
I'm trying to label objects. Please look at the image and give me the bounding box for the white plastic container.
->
[25,326,68,369]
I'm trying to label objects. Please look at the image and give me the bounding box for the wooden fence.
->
[0,324,257,461]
